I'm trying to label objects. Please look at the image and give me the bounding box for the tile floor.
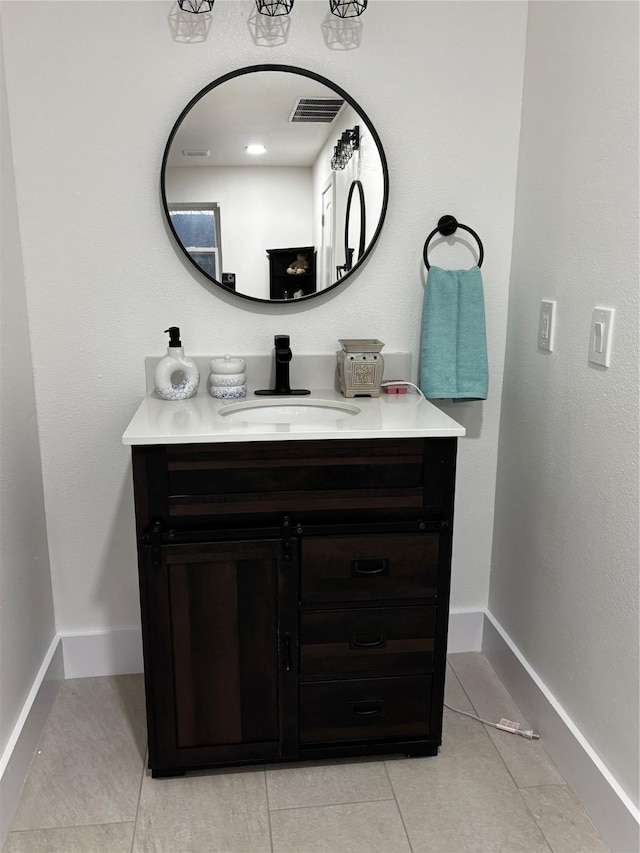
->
[3,653,610,853]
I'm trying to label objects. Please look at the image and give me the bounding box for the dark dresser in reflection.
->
[267,246,317,300]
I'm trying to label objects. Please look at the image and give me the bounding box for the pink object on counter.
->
[383,381,408,394]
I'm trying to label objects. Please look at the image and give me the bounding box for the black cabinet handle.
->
[350,699,383,717]
[351,558,390,576]
[349,634,386,649]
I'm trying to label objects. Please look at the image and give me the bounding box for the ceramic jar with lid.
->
[209,354,247,399]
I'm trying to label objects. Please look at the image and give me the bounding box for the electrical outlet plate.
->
[538,300,557,352]
[589,307,615,367]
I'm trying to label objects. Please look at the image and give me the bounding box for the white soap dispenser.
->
[154,327,200,401]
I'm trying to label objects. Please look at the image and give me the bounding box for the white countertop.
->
[122,386,465,446]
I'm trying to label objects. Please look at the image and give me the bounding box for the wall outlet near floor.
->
[538,299,557,351]
[589,307,615,367]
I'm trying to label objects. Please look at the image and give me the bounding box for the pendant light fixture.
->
[330,0,367,17]
[177,0,214,12]
[330,126,360,170]
[255,0,294,15]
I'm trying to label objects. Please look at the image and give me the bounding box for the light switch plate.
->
[589,307,615,367]
[538,300,557,352]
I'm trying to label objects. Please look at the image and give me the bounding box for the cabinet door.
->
[142,539,297,773]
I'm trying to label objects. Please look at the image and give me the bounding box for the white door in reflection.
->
[320,177,335,291]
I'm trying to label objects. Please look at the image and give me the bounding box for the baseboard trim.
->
[483,610,640,853]
[0,636,63,846]
[448,609,484,652]
[61,629,144,678]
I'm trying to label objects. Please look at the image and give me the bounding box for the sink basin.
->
[218,398,361,425]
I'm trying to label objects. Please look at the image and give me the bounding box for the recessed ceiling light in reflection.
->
[246,144,267,156]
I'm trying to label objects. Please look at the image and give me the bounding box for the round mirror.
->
[161,65,389,304]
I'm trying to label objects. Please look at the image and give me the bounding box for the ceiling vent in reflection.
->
[182,149,210,158]
[288,98,345,123]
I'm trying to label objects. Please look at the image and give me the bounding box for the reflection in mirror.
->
[167,203,223,282]
[162,65,388,304]
[337,179,365,279]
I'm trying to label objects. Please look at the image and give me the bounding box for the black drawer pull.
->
[349,633,386,649]
[350,699,384,717]
[351,558,390,576]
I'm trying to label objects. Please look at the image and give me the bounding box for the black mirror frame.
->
[345,179,366,272]
[161,64,389,305]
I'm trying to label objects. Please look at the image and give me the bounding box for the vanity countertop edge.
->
[122,387,466,446]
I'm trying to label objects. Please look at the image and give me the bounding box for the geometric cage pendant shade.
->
[178,0,368,16]
[256,0,294,15]
[177,0,214,12]
[329,0,367,17]
[255,0,368,16]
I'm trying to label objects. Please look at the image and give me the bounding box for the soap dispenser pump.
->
[154,327,200,400]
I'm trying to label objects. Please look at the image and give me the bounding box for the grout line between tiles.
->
[451,660,530,789]
[267,796,395,812]
[129,751,146,853]
[383,761,415,853]
[516,782,610,853]
[5,820,136,836]
[5,819,137,838]
[262,769,274,853]
[449,657,557,853]
[513,787,555,852]
[449,656,557,787]
[450,659,608,850]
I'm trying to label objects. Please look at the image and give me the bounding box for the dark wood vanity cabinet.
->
[132,437,457,777]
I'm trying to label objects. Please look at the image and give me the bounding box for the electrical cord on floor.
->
[444,703,540,740]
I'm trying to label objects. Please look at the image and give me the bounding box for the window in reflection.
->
[169,204,222,281]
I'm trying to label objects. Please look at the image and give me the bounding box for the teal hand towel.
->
[419,265,488,401]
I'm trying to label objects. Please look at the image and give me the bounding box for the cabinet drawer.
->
[299,676,432,743]
[300,533,439,603]
[134,439,457,527]
[300,606,436,677]
[167,439,424,521]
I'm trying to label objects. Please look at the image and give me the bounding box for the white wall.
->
[166,165,313,299]
[490,0,639,807]
[1,0,528,635]
[0,29,56,757]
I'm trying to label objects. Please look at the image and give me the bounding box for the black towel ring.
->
[423,215,484,269]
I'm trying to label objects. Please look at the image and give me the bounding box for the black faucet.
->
[255,335,310,396]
